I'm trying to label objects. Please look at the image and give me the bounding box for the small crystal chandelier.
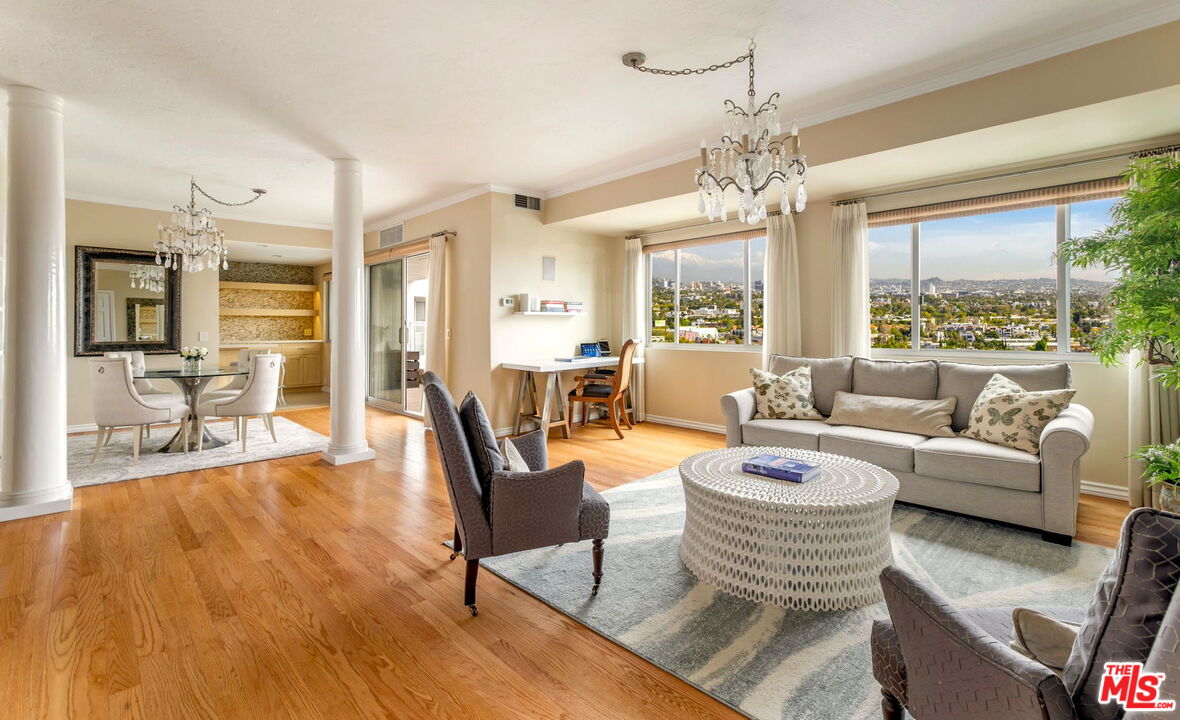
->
[155,178,266,272]
[624,41,806,225]
[128,264,165,293]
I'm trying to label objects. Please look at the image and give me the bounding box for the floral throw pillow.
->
[750,366,823,420]
[961,373,1076,454]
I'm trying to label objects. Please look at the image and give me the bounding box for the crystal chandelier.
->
[155,178,266,272]
[128,264,165,293]
[623,41,807,225]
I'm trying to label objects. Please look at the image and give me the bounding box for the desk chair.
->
[567,339,639,439]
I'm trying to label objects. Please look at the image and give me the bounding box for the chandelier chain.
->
[189,178,265,207]
[628,51,751,77]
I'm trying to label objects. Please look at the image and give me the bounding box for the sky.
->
[869,196,1118,283]
[651,237,765,283]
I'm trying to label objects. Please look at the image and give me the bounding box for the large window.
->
[648,233,765,347]
[869,190,1119,354]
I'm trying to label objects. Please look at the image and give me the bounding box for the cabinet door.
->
[284,355,305,387]
[303,353,323,387]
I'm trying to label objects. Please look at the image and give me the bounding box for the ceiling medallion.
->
[623,40,806,225]
[155,178,266,272]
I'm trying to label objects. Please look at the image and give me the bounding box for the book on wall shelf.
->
[741,455,822,483]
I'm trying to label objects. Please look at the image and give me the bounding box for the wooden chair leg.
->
[607,399,624,439]
[566,398,575,434]
[131,426,142,462]
[265,413,277,443]
[618,397,633,429]
[240,417,249,452]
[100,427,114,449]
[145,424,151,438]
[449,525,462,560]
[881,689,903,720]
[464,559,479,616]
[592,539,604,595]
[91,427,106,464]
[582,401,591,427]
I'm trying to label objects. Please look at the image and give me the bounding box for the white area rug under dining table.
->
[68,416,329,487]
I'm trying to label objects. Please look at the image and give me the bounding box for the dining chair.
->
[567,339,640,439]
[89,357,191,462]
[103,350,181,438]
[195,354,282,452]
[204,348,273,400]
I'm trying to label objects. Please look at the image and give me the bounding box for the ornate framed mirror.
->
[74,246,182,356]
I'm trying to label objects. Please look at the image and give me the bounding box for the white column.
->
[323,158,375,465]
[0,86,72,520]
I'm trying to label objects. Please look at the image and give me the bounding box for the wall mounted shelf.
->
[219,307,317,317]
[219,281,317,292]
[519,311,584,316]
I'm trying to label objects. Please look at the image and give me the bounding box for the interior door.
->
[95,290,114,342]
[367,259,404,410]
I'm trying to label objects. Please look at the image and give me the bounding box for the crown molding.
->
[65,192,333,230]
[542,6,1180,201]
[363,183,495,233]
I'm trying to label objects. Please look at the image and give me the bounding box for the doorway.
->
[367,252,429,416]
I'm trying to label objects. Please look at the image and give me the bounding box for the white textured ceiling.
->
[1,0,1177,228]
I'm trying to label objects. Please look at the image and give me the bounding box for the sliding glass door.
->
[367,252,429,416]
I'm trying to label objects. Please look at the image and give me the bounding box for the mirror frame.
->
[74,245,183,356]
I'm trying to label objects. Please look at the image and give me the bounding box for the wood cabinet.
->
[220,343,324,389]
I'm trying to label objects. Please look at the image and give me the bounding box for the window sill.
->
[871,348,1103,364]
[646,343,762,353]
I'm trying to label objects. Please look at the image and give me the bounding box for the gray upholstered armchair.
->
[873,507,1180,719]
[423,371,610,616]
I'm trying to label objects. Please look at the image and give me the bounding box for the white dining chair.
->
[90,357,191,462]
[195,354,282,452]
[205,348,273,400]
[103,351,182,438]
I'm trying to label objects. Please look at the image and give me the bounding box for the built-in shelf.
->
[220,281,317,292]
[219,307,317,317]
[519,311,584,316]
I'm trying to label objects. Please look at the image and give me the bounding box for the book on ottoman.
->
[741,455,822,483]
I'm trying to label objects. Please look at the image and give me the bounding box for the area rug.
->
[68,417,329,487]
[476,469,1114,720]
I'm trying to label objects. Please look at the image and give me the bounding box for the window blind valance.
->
[641,227,766,254]
[867,176,1127,228]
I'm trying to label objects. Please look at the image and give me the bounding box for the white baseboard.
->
[68,423,99,434]
[1080,480,1128,501]
[645,415,726,435]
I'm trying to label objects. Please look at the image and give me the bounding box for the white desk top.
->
[501,356,645,373]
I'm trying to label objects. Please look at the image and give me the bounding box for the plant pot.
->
[183,357,203,373]
[1161,483,1180,514]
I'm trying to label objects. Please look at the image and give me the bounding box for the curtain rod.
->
[831,141,1178,207]
[406,230,454,244]
[625,211,782,240]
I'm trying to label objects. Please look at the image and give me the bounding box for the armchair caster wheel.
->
[467,604,478,617]
[591,584,600,596]
[449,551,458,561]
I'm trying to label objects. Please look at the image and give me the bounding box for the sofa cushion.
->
[914,436,1041,492]
[750,367,823,420]
[741,418,827,450]
[767,355,852,416]
[819,425,926,473]
[939,361,1071,431]
[852,358,938,400]
[961,374,1077,454]
[826,391,957,438]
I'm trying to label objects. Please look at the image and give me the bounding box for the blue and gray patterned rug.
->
[477,469,1114,719]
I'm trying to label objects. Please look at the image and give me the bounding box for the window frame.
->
[870,199,1111,362]
[645,235,765,352]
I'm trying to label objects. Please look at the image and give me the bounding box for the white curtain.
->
[761,212,801,368]
[621,237,646,421]
[831,201,871,358]
[423,234,449,430]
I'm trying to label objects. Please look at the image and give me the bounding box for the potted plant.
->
[1134,441,1180,512]
[180,345,209,372]
[1057,154,1180,389]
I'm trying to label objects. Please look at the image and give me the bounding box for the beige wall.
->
[65,199,331,428]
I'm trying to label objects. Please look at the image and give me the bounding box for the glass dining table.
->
[140,366,249,452]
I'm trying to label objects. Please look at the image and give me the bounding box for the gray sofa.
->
[721,356,1095,543]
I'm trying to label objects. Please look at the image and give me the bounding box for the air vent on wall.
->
[514,194,541,211]
[378,224,404,248]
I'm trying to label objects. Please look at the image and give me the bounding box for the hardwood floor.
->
[3,409,1130,719]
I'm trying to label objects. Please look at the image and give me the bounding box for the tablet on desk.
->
[579,342,601,358]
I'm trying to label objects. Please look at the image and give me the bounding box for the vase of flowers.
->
[180,346,209,373]
[1135,441,1180,513]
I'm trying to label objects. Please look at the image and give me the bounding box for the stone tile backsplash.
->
[220,288,314,310]
[221,316,313,342]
